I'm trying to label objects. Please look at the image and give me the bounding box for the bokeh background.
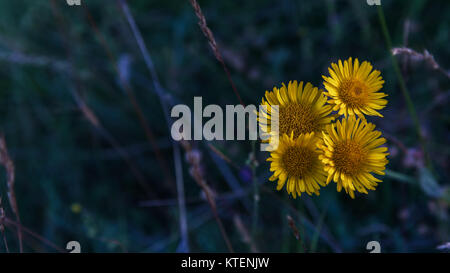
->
[0,0,448,253]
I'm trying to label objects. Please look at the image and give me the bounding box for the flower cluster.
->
[260,57,389,199]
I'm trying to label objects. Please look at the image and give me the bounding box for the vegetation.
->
[0,0,448,252]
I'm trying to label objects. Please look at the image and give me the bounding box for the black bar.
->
[0,253,446,271]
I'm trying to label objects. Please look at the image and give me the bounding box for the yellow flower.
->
[322,57,387,118]
[267,132,327,198]
[317,116,389,198]
[258,81,334,141]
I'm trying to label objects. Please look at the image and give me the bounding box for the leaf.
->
[418,167,443,198]
[385,169,416,184]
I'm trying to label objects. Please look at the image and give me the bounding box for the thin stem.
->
[118,0,190,251]
[0,196,9,253]
[2,235,8,253]
[261,186,342,252]
[4,217,65,253]
[250,140,259,250]
[83,4,176,193]
[0,134,22,252]
[173,142,189,252]
[377,6,429,164]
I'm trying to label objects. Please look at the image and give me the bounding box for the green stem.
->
[377,6,430,167]
[251,140,259,249]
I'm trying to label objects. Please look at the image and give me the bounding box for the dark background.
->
[0,0,448,253]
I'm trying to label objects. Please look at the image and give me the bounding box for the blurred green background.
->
[0,0,448,253]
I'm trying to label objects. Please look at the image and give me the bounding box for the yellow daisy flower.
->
[322,57,387,118]
[317,116,389,198]
[258,81,334,142]
[267,132,327,198]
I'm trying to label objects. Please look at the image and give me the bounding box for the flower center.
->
[332,140,367,175]
[338,79,368,108]
[279,103,318,138]
[281,146,316,178]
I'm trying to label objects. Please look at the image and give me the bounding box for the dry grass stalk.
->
[286,215,300,240]
[71,89,156,198]
[287,214,307,251]
[207,143,241,171]
[0,196,9,252]
[0,134,22,252]
[188,0,244,106]
[233,214,258,252]
[392,47,450,79]
[207,144,232,165]
[188,0,222,63]
[71,90,101,129]
[0,50,71,72]
[3,217,65,253]
[181,140,234,252]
